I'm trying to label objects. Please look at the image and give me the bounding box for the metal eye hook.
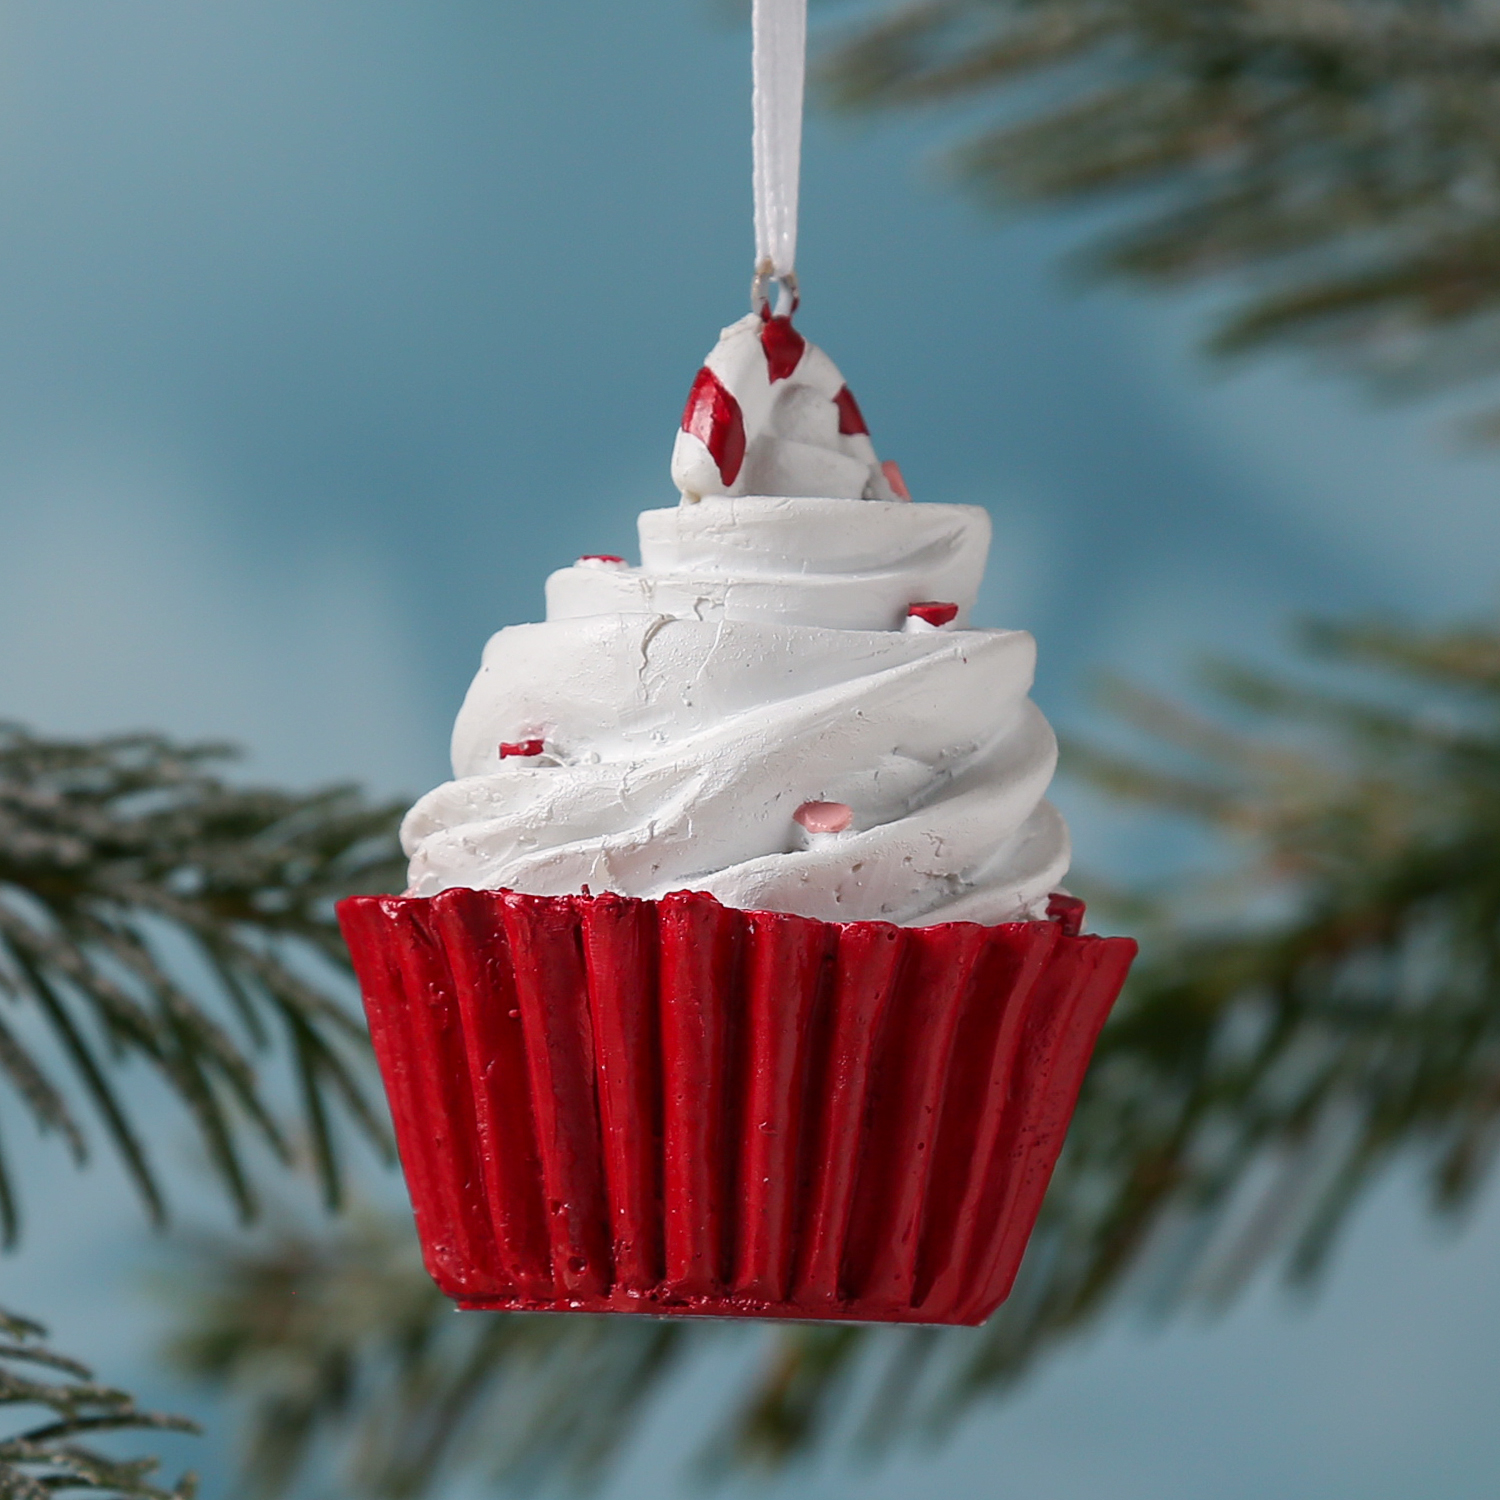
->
[751,261,800,318]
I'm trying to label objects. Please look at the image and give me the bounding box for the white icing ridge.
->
[547,497,987,631]
[403,493,1071,927]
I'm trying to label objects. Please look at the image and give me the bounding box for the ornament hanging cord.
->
[751,0,805,317]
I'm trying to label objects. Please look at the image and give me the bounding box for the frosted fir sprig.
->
[0,724,406,1238]
[0,1307,196,1500]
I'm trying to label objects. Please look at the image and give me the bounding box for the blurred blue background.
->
[1,2,1498,1496]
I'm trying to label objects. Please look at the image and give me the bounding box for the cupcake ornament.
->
[338,0,1136,1325]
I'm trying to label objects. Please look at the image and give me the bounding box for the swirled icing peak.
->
[400,310,1071,926]
[670,311,902,503]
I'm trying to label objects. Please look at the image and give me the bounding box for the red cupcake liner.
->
[337,888,1135,1325]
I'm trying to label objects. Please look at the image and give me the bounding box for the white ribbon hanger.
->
[751,0,806,316]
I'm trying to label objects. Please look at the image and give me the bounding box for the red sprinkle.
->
[907,601,959,627]
[681,366,746,485]
[882,459,911,500]
[1047,893,1086,936]
[794,800,853,834]
[500,739,545,759]
[578,554,625,564]
[833,385,869,436]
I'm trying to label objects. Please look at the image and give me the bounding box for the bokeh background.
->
[2,1,1499,1496]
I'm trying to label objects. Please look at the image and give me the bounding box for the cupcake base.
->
[338,888,1135,1326]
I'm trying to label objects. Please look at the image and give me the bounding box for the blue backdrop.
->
[1,4,1497,1497]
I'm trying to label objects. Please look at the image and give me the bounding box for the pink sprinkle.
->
[500,739,545,759]
[578,554,626,565]
[907,601,958,627]
[882,460,911,500]
[794,800,853,834]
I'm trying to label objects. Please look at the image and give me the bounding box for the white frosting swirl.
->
[403,495,1070,926]
[669,311,900,503]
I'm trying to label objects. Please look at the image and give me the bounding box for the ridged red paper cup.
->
[337,888,1135,1325]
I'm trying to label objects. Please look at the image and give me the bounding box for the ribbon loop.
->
[752,0,806,298]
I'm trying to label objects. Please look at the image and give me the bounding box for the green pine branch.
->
[822,0,1500,419]
[0,724,406,1242]
[0,1307,196,1500]
[165,1219,691,1499]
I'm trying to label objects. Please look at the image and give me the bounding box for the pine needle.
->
[0,724,404,1233]
[819,0,1500,430]
[0,1307,196,1500]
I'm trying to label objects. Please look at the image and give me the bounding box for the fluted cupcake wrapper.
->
[337,888,1135,1325]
